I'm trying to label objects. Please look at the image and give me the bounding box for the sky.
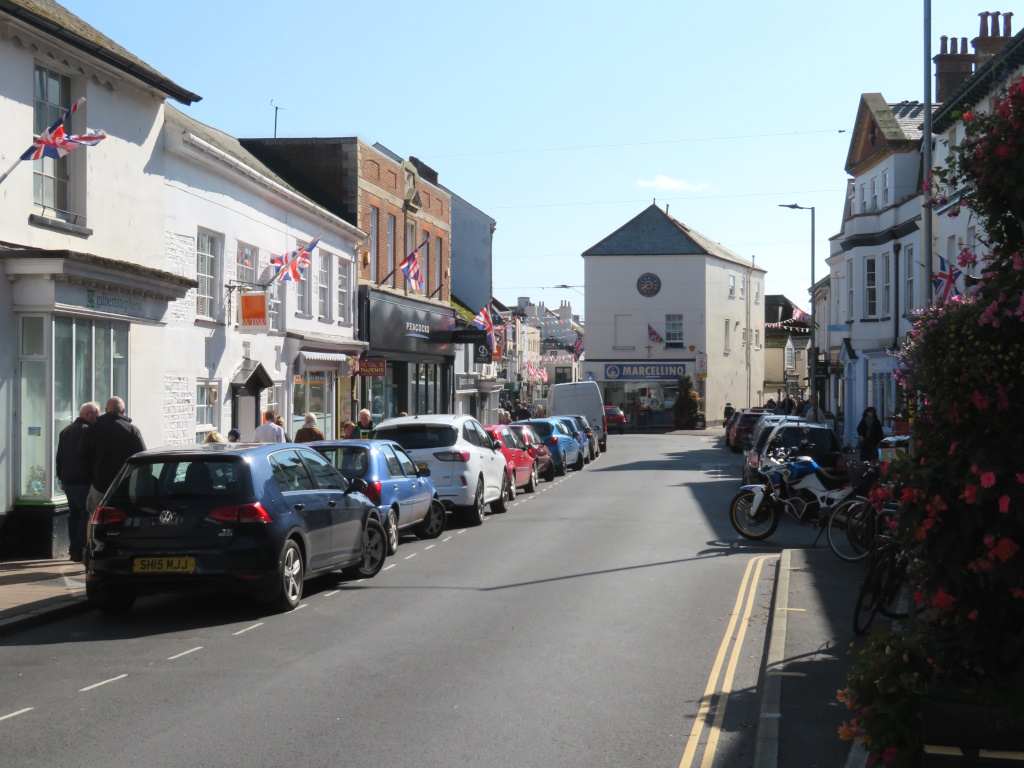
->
[57,0,1016,317]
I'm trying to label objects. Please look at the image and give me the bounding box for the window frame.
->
[724,319,731,353]
[846,260,854,319]
[904,245,915,313]
[664,313,684,349]
[435,236,443,297]
[882,252,891,316]
[421,228,430,295]
[864,256,877,317]
[387,214,397,287]
[317,249,331,319]
[196,230,219,320]
[337,256,350,325]
[32,64,75,223]
[728,275,736,298]
[195,381,216,443]
[882,170,890,206]
[369,207,379,283]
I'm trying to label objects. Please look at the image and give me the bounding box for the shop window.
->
[293,370,332,439]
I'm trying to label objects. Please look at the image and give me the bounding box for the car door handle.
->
[327,500,336,507]
[393,484,399,490]
[293,503,305,512]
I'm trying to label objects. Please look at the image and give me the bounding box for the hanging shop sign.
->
[239,293,269,334]
[358,359,387,377]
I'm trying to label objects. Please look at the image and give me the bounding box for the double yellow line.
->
[678,554,774,768]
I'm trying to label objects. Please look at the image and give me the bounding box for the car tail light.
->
[835,453,848,472]
[209,503,274,523]
[361,481,382,505]
[603,415,608,432]
[433,450,470,462]
[544,437,558,447]
[748,451,760,468]
[91,506,126,524]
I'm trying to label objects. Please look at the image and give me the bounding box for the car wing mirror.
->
[346,477,368,495]
[491,437,503,451]
[417,466,431,478]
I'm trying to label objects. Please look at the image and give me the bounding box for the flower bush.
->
[838,76,1024,766]
[673,374,703,429]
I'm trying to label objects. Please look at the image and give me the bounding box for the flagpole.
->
[0,158,22,188]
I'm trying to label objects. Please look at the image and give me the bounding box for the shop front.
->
[594,361,690,429]
[0,249,195,558]
[290,350,357,440]
[358,287,455,422]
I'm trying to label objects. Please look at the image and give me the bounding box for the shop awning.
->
[296,350,355,375]
[299,351,349,365]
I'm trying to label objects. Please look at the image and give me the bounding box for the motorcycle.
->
[729,443,856,541]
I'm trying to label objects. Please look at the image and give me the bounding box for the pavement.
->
[0,431,872,767]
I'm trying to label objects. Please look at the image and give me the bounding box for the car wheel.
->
[356,518,387,578]
[525,464,538,493]
[275,539,303,612]
[573,451,585,471]
[508,471,517,500]
[555,455,567,476]
[416,499,447,540]
[491,473,510,514]
[385,509,399,556]
[462,478,486,526]
[588,447,595,462]
[543,461,556,482]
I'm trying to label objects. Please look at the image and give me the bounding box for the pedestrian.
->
[355,408,376,438]
[227,428,242,443]
[293,412,325,443]
[82,396,147,517]
[514,401,531,421]
[56,401,100,562]
[203,431,227,443]
[856,406,884,462]
[398,411,408,417]
[340,420,356,438]
[275,414,286,430]
[253,410,287,443]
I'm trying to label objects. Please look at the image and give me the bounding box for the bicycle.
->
[824,462,886,562]
[852,513,910,635]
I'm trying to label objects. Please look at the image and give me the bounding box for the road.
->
[0,433,820,768]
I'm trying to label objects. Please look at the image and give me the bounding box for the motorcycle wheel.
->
[729,489,781,540]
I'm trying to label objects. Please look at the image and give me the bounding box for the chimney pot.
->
[952,36,959,55]
[1004,12,1013,36]
[980,11,991,36]
[992,11,1001,37]
[940,35,949,55]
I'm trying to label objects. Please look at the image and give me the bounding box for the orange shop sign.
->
[239,293,268,334]
[358,359,387,377]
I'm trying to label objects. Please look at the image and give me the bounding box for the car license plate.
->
[133,557,195,574]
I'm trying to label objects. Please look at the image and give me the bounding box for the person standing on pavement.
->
[514,401,531,421]
[56,401,100,562]
[293,412,325,443]
[856,407,884,462]
[356,409,376,438]
[227,428,242,443]
[82,396,146,516]
[253,410,287,443]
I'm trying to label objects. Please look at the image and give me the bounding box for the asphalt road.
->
[1,433,821,768]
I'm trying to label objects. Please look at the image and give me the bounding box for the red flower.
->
[981,472,997,488]
[883,746,899,762]
[971,390,991,409]
[963,110,976,122]
[968,610,979,621]
[1000,495,1011,514]
[989,538,1019,562]
[901,487,919,503]
[961,484,980,504]
[931,589,956,611]
[996,144,1012,159]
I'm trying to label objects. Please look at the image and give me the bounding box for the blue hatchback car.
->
[310,439,446,555]
[513,418,583,476]
[86,443,388,614]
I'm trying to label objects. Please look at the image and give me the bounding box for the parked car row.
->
[724,408,847,485]
[86,412,603,616]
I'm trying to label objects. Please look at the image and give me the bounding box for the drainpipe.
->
[892,242,901,350]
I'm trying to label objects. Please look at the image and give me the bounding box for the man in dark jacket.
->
[56,401,100,562]
[83,396,147,515]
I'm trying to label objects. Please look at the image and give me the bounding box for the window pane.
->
[34,66,46,100]
[74,317,92,406]
[93,320,110,402]
[112,322,128,405]
[20,360,48,497]
[54,318,74,494]
[22,316,44,356]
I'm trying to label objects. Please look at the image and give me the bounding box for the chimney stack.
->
[934,13,1014,104]
[973,11,1014,63]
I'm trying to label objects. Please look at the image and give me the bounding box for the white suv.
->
[373,415,508,526]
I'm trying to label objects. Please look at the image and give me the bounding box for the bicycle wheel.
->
[853,562,885,635]
[877,555,910,619]
[827,498,874,562]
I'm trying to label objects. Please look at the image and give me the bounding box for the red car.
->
[604,405,626,435]
[728,410,764,453]
[483,424,539,496]
[507,423,555,483]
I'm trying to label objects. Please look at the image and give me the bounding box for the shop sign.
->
[491,343,502,363]
[367,290,455,356]
[239,293,268,334]
[456,374,479,392]
[56,283,166,322]
[358,359,387,377]
[603,362,687,381]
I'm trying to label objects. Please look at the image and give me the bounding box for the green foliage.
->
[673,374,703,429]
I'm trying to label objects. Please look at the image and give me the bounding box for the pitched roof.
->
[844,94,932,174]
[581,205,761,270]
[0,0,200,104]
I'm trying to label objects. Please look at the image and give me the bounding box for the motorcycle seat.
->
[815,466,849,491]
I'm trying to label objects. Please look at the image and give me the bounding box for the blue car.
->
[86,443,388,614]
[310,439,446,555]
[554,416,590,465]
[513,418,583,476]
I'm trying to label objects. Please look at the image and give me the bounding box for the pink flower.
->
[883,746,899,762]
[958,248,978,268]
[1017,473,1024,484]
[948,441,959,456]
[1000,495,1011,514]
[963,110,976,122]
[962,484,980,504]
[981,472,997,488]
[989,538,1019,563]
[971,390,991,410]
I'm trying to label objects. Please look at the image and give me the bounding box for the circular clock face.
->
[637,272,661,297]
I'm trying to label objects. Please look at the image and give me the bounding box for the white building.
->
[582,205,766,427]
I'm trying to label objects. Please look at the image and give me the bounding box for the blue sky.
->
[59,0,1011,315]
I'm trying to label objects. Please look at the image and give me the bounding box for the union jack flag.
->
[572,333,584,360]
[791,306,810,324]
[273,235,321,282]
[473,303,495,349]
[399,238,428,293]
[541,368,549,384]
[933,256,962,303]
[648,324,663,343]
[20,98,106,161]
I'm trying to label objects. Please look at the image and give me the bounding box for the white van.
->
[549,381,607,451]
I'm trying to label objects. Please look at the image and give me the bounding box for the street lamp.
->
[779,203,818,423]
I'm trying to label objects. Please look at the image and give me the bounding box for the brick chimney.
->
[934,12,1014,103]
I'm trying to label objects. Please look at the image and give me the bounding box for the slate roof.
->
[0,0,200,104]
[889,101,928,140]
[765,335,790,349]
[581,205,761,271]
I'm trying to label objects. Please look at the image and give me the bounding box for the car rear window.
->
[316,446,370,479]
[108,458,252,502]
[605,407,624,416]
[774,426,839,452]
[528,421,553,437]
[374,424,457,449]
[739,413,761,425]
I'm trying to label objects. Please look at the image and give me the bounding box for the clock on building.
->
[637,272,661,297]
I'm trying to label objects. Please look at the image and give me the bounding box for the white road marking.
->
[424,545,435,550]
[442,536,452,542]
[295,603,307,611]
[383,564,396,571]
[0,708,33,722]
[167,646,202,661]
[79,674,127,692]
[354,578,365,583]
[232,622,263,636]
[404,553,417,560]
[456,529,466,534]
[323,590,339,597]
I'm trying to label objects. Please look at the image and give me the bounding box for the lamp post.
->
[779,203,818,423]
